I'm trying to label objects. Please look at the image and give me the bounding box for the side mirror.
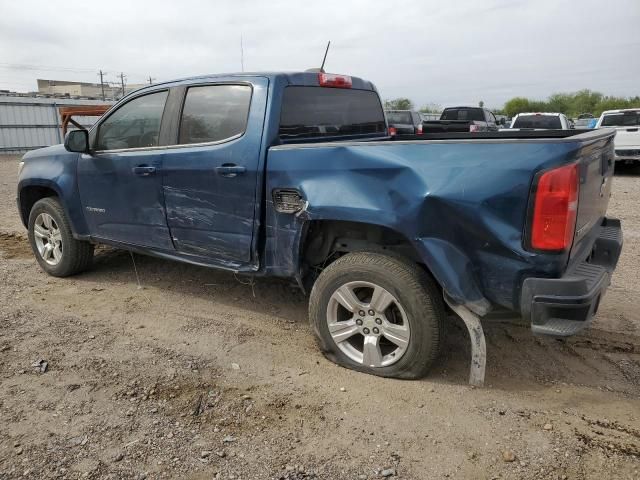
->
[64,129,89,153]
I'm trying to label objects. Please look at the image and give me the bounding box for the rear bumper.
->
[614,149,640,161]
[520,218,623,336]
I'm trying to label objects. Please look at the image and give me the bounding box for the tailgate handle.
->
[626,128,638,132]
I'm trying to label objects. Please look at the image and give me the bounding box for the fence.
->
[0,96,114,154]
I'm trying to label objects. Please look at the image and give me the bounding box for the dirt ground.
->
[0,154,638,480]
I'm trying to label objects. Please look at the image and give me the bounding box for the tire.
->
[309,251,445,379]
[27,197,94,277]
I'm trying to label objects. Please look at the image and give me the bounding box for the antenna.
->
[320,41,330,72]
[240,35,245,72]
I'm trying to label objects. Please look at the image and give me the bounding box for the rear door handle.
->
[132,166,156,176]
[216,164,246,177]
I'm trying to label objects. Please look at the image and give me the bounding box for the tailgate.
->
[423,120,470,133]
[570,132,616,258]
[613,127,640,149]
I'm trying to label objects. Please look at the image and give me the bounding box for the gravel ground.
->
[0,154,639,479]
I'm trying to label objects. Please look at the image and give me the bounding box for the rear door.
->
[160,78,268,268]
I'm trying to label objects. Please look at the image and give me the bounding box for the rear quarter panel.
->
[264,137,601,313]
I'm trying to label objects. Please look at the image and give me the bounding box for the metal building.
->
[0,95,114,154]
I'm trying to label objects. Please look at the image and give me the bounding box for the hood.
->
[22,144,69,161]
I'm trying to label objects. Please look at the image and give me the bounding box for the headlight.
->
[18,161,24,176]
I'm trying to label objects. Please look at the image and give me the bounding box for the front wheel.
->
[309,251,444,379]
[28,197,94,277]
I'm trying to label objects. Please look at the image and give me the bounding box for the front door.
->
[161,79,268,268]
[77,89,174,250]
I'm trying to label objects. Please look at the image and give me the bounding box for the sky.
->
[1,0,639,109]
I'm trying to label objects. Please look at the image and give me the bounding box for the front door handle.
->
[216,164,246,178]
[132,166,156,176]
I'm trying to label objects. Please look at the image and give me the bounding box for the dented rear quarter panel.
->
[264,138,595,313]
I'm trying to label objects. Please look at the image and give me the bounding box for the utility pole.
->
[240,35,244,72]
[119,72,126,98]
[98,70,105,101]
[148,76,155,85]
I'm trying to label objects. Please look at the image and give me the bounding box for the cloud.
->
[1,0,638,108]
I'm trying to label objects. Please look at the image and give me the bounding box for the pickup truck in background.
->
[510,112,572,130]
[422,106,502,133]
[17,71,622,379]
[385,110,423,135]
[596,108,640,165]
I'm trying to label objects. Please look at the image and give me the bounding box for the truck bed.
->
[267,127,616,315]
[396,129,588,141]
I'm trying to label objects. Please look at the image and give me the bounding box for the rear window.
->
[440,108,484,121]
[386,111,413,124]
[601,112,640,127]
[512,115,562,129]
[279,87,386,139]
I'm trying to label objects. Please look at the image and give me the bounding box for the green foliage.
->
[503,90,640,118]
[384,98,413,111]
[419,103,442,113]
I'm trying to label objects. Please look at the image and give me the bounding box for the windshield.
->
[386,111,413,124]
[279,87,386,139]
[601,112,640,127]
[512,115,562,129]
[440,108,484,121]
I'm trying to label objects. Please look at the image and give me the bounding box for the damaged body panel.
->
[265,136,606,314]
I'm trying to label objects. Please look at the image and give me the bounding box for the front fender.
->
[17,145,88,236]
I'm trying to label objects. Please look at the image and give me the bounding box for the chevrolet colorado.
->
[17,71,622,379]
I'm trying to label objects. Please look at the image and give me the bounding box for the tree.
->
[384,98,413,110]
[419,103,442,114]
[478,100,484,108]
[503,97,531,117]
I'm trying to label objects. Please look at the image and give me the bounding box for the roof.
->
[125,71,376,99]
[600,108,640,115]
[514,112,563,117]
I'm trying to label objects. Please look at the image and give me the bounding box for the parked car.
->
[574,118,594,129]
[17,71,622,379]
[595,109,640,165]
[510,112,572,130]
[385,110,423,135]
[422,106,502,133]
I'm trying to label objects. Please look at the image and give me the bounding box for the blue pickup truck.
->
[17,71,622,379]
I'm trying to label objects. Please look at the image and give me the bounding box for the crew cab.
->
[17,71,622,379]
[596,108,640,164]
[422,106,502,133]
[511,112,572,130]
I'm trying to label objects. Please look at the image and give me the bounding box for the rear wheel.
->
[309,251,444,379]
[28,197,94,277]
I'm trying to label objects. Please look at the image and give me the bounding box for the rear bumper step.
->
[520,218,623,337]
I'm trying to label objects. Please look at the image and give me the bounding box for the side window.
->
[486,110,496,123]
[96,91,168,151]
[178,84,252,145]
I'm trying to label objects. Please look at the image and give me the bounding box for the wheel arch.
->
[18,180,88,237]
[298,219,491,316]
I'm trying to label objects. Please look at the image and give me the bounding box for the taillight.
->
[389,126,397,136]
[469,124,480,132]
[318,73,352,88]
[416,124,423,135]
[530,163,579,251]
